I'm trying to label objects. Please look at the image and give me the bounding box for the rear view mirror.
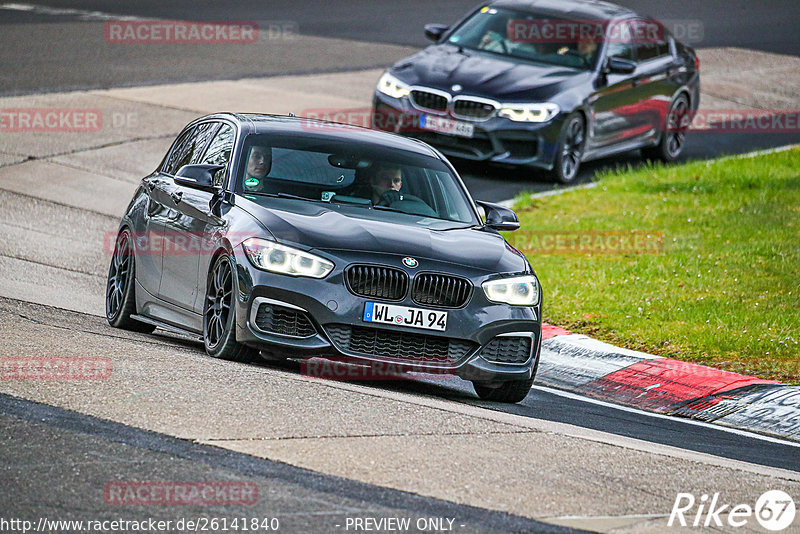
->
[476,200,520,231]
[174,164,225,192]
[424,23,449,42]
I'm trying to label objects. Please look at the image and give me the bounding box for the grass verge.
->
[506,148,800,383]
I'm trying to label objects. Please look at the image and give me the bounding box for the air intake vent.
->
[412,273,472,308]
[325,324,477,365]
[452,98,497,120]
[410,90,448,112]
[346,265,408,301]
[254,303,316,338]
[480,336,533,364]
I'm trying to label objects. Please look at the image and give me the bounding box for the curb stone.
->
[537,325,800,442]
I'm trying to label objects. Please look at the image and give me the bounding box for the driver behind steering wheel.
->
[369,164,403,206]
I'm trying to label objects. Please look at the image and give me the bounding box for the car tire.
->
[642,93,690,163]
[472,378,534,403]
[548,113,586,184]
[105,228,157,333]
[203,253,257,363]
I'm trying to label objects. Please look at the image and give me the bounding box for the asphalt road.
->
[0,0,797,96]
[1,2,798,530]
[2,0,798,203]
[0,393,577,534]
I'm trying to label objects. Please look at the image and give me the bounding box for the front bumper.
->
[372,91,565,170]
[232,248,541,383]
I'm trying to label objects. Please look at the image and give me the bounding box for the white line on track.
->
[533,385,800,448]
[0,3,147,21]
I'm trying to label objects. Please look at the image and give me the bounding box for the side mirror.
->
[174,164,225,193]
[476,200,520,231]
[424,23,449,42]
[607,57,637,74]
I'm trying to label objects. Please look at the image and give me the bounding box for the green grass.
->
[506,149,800,383]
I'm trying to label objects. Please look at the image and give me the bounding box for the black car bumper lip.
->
[235,264,540,381]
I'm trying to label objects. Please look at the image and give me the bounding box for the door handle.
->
[170,191,183,204]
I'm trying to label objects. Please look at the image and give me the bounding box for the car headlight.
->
[482,275,540,306]
[377,72,411,99]
[242,238,333,278]
[498,103,560,123]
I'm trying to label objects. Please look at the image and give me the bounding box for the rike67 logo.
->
[669,490,796,531]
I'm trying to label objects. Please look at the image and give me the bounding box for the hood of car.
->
[391,44,590,101]
[241,198,528,274]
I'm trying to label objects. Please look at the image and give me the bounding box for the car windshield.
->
[446,6,604,70]
[236,132,479,224]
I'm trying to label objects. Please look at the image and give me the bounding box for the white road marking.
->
[533,385,800,448]
[0,3,147,21]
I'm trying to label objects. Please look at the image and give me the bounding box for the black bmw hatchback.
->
[106,114,541,403]
[372,0,700,182]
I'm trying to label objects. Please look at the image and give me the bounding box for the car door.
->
[630,25,681,138]
[191,122,236,313]
[157,121,219,310]
[137,127,199,297]
[587,20,650,150]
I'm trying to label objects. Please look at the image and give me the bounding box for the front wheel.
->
[105,229,156,333]
[203,253,257,363]
[548,113,586,184]
[472,378,534,403]
[642,94,690,162]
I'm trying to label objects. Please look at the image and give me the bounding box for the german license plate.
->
[363,302,447,332]
[419,114,474,138]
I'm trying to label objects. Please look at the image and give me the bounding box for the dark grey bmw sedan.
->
[106,113,542,402]
[372,0,700,182]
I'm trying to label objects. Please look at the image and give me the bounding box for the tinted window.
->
[637,40,669,61]
[237,133,478,224]
[605,21,636,61]
[200,123,235,186]
[163,122,217,175]
[635,19,669,61]
[446,6,602,70]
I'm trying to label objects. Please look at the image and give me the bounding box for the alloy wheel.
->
[106,231,132,320]
[665,96,690,158]
[561,117,585,181]
[205,256,233,348]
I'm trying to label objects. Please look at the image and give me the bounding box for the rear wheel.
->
[105,229,156,333]
[472,378,534,403]
[548,113,585,184]
[643,94,690,162]
[203,253,257,362]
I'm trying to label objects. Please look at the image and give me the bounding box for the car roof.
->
[491,0,636,20]
[198,112,443,159]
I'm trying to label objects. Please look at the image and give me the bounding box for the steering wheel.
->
[377,190,404,206]
[560,48,590,67]
[480,31,509,54]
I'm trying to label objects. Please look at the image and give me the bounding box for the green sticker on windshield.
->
[244,178,260,187]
